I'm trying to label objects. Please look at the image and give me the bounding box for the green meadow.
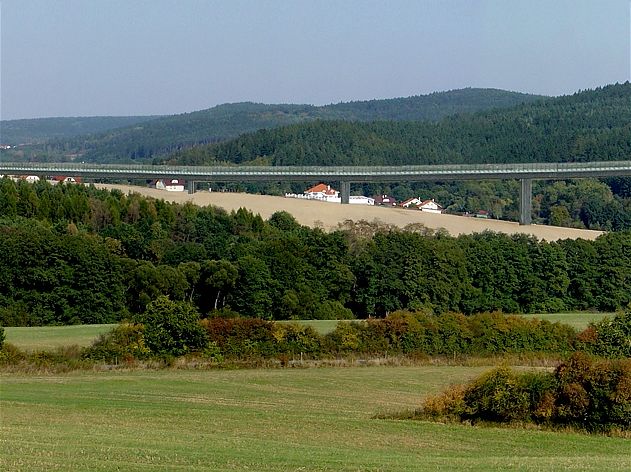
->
[2,366,630,471]
[3,324,116,352]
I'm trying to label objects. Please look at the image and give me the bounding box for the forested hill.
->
[1,88,542,163]
[162,83,631,166]
[0,115,160,145]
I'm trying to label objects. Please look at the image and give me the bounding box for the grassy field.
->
[2,365,630,471]
[3,324,115,352]
[520,312,614,330]
[4,313,613,351]
[276,319,344,334]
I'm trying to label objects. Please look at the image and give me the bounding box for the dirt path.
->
[97,184,604,241]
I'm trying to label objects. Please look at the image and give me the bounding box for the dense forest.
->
[0,115,160,145]
[0,179,629,326]
[163,83,631,167]
[1,88,542,162]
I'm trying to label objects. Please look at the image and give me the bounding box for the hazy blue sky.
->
[1,0,629,119]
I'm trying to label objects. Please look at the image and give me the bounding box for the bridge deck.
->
[1,161,630,181]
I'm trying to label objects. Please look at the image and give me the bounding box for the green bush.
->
[83,322,150,362]
[136,296,209,357]
[578,307,631,358]
[272,323,323,356]
[322,311,577,357]
[202,317,277,358]
[462,367,532,422]
[311,300,355,320]
[0,326,5,350]
[418,353,631,432]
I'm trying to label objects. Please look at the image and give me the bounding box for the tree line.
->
[0,179,630,326]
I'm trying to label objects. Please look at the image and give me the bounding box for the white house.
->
[284,183,374,205]
[400,197,444,214]
[153,178,185,192]
[400,197,423,208]
[418,199,444,214]
[304,183,340,202]
[349,196,375,205]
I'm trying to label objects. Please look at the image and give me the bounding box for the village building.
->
[21,175,40,183]
[304,183,340,202]
[349,196,375,205]
[400,197,423,208]
[400,197,444,214]
[52,176,82,184]
[373,194,397,206]
[418,199,444,214]
[285,183,374,205]
[152,178,186,192]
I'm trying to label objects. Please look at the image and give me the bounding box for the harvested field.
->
[97,184,604,241]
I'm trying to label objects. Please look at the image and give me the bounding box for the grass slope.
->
[1,366,629,471]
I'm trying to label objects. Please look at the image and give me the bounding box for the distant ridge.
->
[0,88,544,163]
[0,115,160,145]
[161,83,631,167]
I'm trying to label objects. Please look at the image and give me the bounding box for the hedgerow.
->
[417,352,631,433]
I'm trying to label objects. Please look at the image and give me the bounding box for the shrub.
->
[312,300,355,320]
[0,343,26,365]
[201,317,276,358]
[578,307,631,358]
[136,296,209,357]
[83,322,150,362]
[272,323,323,356]
[417,353,631,432]
[461,367,532,422]
[0,326,4,350]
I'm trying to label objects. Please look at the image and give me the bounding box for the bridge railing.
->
[0,160,630,177]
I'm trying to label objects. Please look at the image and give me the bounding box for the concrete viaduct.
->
[1,160,630,225]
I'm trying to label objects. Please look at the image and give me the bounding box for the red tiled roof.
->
[305,183,338,195]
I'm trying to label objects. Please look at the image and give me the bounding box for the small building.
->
[400,197,444,214]
[304,183,340,202]
[418,199,444,214]
[400,197,423,208]
[349,196,375,205]
[475,210,490,219]
[374,194,397,206]
[52,176,82,184]
[22,175,40,183]
[153,178,185,192]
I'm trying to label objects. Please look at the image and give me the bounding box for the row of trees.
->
[0,179,630,326]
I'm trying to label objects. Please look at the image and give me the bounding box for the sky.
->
[1,0,629,120]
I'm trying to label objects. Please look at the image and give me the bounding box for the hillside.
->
[164,83,631,167]
[1,88,543,162]
[0,115,160,145]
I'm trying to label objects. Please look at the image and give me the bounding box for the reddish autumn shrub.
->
[417,353,631,432]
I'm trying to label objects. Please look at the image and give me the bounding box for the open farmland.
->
[97,185,604,241]
[2,366,630,471]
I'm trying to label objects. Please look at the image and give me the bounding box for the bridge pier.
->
[519,178,532,225]
[340,181,350,204]
[187,180,196,194]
